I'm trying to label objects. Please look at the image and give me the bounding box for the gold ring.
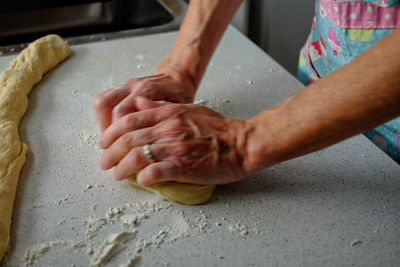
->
[143,144,155,164]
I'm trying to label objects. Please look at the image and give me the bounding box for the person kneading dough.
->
[92,0,400,205]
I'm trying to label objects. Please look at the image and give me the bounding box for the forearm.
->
[158,0,243,88]
[241,27,400,172]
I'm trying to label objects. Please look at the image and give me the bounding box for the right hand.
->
[92,70,196,133]
[97,98,249,186]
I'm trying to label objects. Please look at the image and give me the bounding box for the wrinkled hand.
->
[92,71,196,132]
[98,97,248,186]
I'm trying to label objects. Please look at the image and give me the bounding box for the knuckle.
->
[92,96,105,109]
[121,114,135,128]
[147,165,161,178]
[119,133,133,146]
[125,78,139,86]
[175,144,191,157]
[135,80,150,89]
[162,118,184,135]
[130,150,141,165]
[169,118,185,130]
[155,119,187,143]
[162,104,182,117]
[112,104,124,118]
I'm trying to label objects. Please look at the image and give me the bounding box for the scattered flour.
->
[136,230,167,251]
[351,239,361,247]
[83,184,93,193]
[78,129,99,149]
[228,222,249,237]
[120,255,140,267]
[135,54,144,60]
[86,248,94,255]
[121,214,139,227]
[90,231,137,266]
[54,193,72,207]
[23,241,85,265]
[21,196,255,265]
[84,216,108,239]
[136,64,147,69]
[84,201,171,239]
[106,207,123,219]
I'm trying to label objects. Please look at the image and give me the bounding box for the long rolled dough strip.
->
[0,34,70,260]
[128,175,216,205]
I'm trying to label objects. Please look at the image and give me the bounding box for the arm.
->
[98,27,400,186]
[92,0,243,132]
[158,0,244,88]
[241,27,400,172]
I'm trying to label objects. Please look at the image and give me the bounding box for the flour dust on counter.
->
[351,239,361,247]
[14,191,258,266]
[90,231,137,266]
[133,53,149,70]
[78,129,100,150]
[54,193,73,208]
[119,254,141,267]
[228,222,249,237]
[2,29,395,266]
[23,241,86,265]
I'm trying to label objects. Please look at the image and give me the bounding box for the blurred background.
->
[231,0,315,75]
[0,0,315,75]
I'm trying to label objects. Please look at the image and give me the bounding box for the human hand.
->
[98,97,248,186]
[92,70,196,133]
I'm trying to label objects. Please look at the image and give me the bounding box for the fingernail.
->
[118,176,128,181]
[99,160,107,170]
[113,168,124,181]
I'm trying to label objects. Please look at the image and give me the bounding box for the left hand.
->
[98,97,248,186]
[92,71,196,133]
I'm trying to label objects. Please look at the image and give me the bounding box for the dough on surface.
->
[128,175,216,205]
[0,34,70,260]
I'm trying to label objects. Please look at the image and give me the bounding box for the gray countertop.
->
[1,28,399,267]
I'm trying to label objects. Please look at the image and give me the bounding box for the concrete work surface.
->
[1,28,399,266]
